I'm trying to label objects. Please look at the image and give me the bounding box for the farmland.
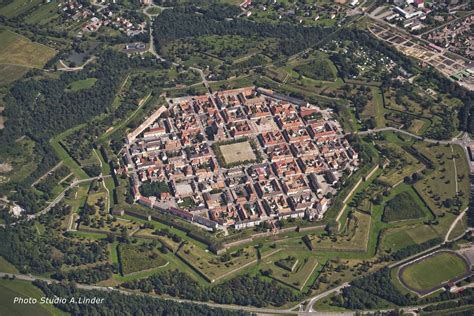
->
[0,30,55,68]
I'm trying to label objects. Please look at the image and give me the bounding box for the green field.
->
[0,0,42,18]
[377,143,422,187]
[306,211,371,252]
[0,256,19,273]
[0,63,29,86]
[66,78,98,92]
[261,251,319,291]
[399,251,469,293]
[0,279,66,316]
[176,243,260,283]
[118,243,168,275]
[382,191,425,223]
[413,143,469,214]
[0,30,55,68]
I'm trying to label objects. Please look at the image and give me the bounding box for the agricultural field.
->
[176,243,261,283]
[305,211,371,252]
[117,243,168,275]
[382,190,426,223]
[0,0,43,18]
[399,251,469,294]
[0,29,56,68]
[0,279,66,316]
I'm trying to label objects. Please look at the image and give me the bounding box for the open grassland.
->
[176,243,260,283]
[413,143,469,214]
[382,190,426,223]
[0,63,29,86]
[118,243,168,275]
[66,78,98,92]
[0,279,66,316]
[306,211,371,252]
[399,251,469,294]
[261,250,318,291]
[23,0,60,25]
[0,0,42,18]
[0,256,19,273]
[376,142,423,187]
[380,224,439,253]
[0,30,55,68]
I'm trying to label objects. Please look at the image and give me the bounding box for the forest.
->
[153,5,327,57]
[123,270,297,307]
[0,204,109,274]
[33,281,250,316]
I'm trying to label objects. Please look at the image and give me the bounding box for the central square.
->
[217,140,257,167]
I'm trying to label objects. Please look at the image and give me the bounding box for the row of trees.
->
[52,264,116,284]
[153,5,328,57]
[0,204,108,274]
[33,281,249,316]
[123,270,297,307]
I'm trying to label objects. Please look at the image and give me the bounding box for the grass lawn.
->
[0,279,67,316]
[23,0,59,25]
[306,211,371,252]
[380,223,440,254]
[413,143,469,215]
[0,63,29,86]
[0,256,19,273]
[176,243,260,283]
[0,0,42,18]
[0,29,55,68]
[382,190,426,223]
[118,243,168,275]
[261,250,319,291]
[66,78,98,92]
[399,251,469,293]
[49,125,89,180]
[376,142,423,187]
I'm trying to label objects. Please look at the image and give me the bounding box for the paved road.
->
[304,283,350,312]
[57,57,96,72]
[23,175,111,222]
[31,162,63,187]
[445,208,468,242]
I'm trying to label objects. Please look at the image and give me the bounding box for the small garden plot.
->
[118,243,168,275]
[176,243,258,283]
[399,251,469,294]
[382,191,426,223]
[305,211,371,252]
